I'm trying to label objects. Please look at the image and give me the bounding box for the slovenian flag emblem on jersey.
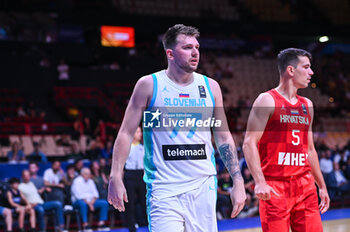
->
[290,109,299,115]
[179,93,190,98]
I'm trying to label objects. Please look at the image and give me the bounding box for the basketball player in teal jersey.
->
[108,24,246,231]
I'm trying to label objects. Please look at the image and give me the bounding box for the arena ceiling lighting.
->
[319,36,329,43]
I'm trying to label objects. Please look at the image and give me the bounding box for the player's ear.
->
[286,65,294,76]
[166,49,174,60]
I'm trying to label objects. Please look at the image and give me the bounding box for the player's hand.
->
[230,179,246,218]
[254,182,279,201]
[108,176,128,212]
[318,187,330,214]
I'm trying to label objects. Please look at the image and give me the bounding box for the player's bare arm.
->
[305,98,330,214]
[108,75,153,212]
[209,78,246,218]
[243,92,279,201]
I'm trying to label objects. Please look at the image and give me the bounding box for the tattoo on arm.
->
[218,144,242,180]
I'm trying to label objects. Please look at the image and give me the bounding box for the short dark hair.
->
[8,177,20,185]
[66,164,75,170]
[52,160,60,164]
[277,48,312,75]
[162,24,200,50]
[29,161,39,167]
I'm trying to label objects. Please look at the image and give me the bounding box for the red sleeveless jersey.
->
[258,89,312,178]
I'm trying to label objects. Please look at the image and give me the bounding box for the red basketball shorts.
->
[259,172,323,232]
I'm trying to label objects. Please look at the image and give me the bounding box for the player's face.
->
[172,34,200,73]
[293,56,314,88]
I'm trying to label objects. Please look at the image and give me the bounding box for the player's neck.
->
[165,66,194,86]
[132,140,140,145]
[275,80,298,103]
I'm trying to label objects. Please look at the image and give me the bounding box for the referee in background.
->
[123,127,147,232]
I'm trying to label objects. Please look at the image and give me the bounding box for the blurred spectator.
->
[237,148,246,171]
[68,142,84,161]
[337,150,349,172]
[71,168,109,231]
[28,142,48,163]
[320,150,333,175]
[0,205,12,232]
[326,162,350,200]
[99,157,110,177]
[6,177,36,232]
[27,101,37,119]
[333,150,343,164]
[43,161,67,205]
[7,142,25,164]
[83,116,93,138]
[65,164,77,187]
[17,105,27,118]
[29,162,51,195]
[100,140,113,159]
[87,136,104,160]
[238,168,258,218]
[57,59,70,84]
[29,108,37,119]
[94,120,106,143]
[39,111,46,120]
[19,170,66,232]
[216,169,232,219]
[64,164,76,206]
[43,161,66,187]
[90,161,108,199]
[72,118,84,141]
[56,135,71,147]
[74,158,84,176]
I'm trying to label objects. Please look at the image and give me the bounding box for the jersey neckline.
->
[161,70,197,91]
[271,89,300,107]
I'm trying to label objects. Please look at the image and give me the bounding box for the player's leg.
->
[148,195,185,232]
[290,174,323,232]
[259,180,291,232]
[183,176,218,232]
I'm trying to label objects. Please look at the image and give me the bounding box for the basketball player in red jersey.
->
[243,48,329,231]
